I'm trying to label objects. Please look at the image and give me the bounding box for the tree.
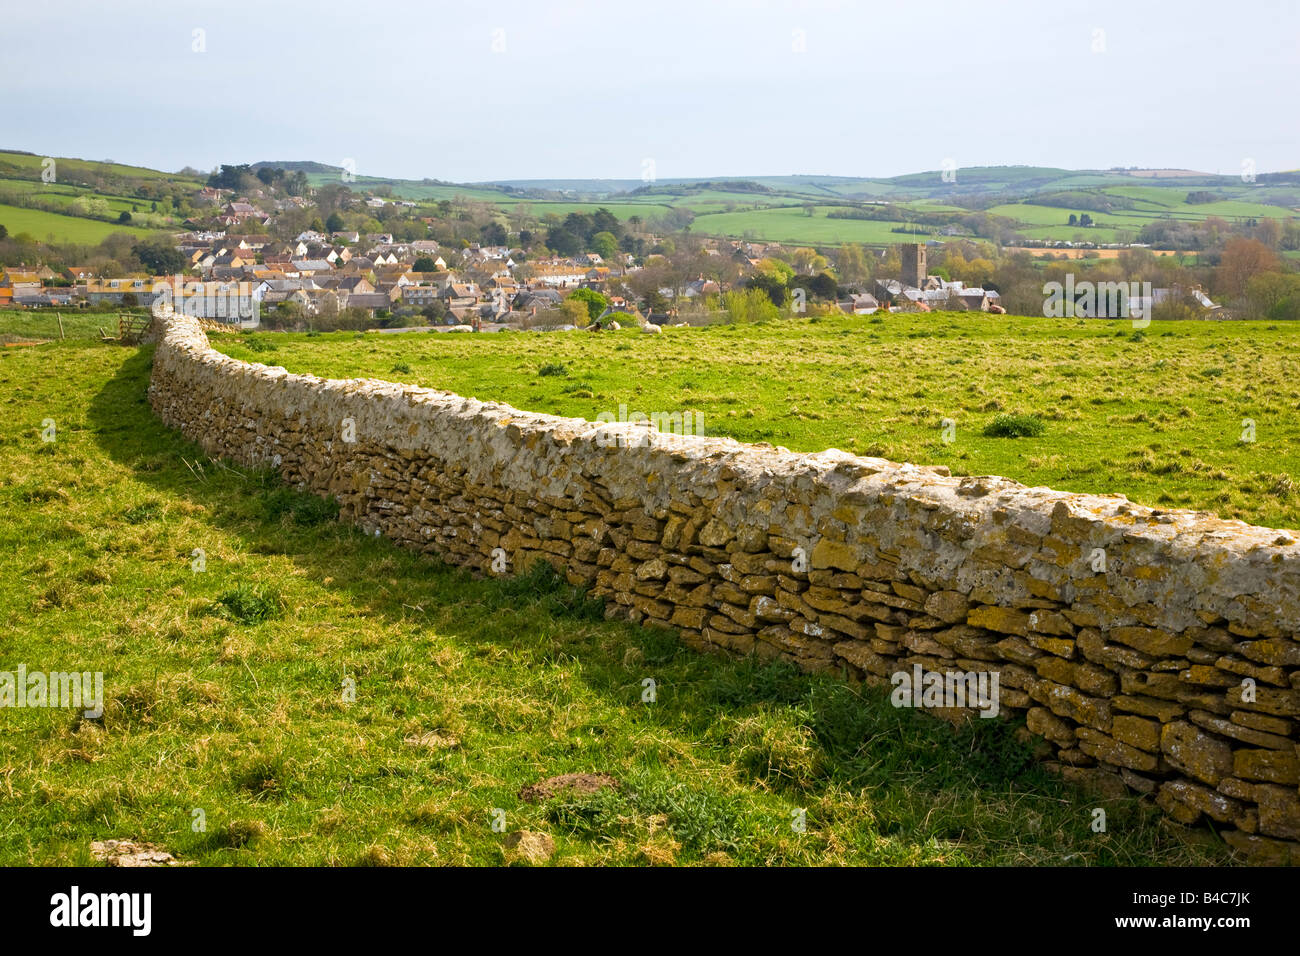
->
[1245,272,1300,319]
[835,243,869,284]
[803,271,838,301]
[559,297,590,326]
[590,231,619,260]
[310,217,325,233]
[208,164,254,190]
[724,288,780,324]
[118,211,132,224]
[0,224,7,241]
[1217,238,1281,298]
[132,237,186,274]
[546,228,582,257]
[412,256,438,273]
[747,270,790,308]
[568,287,608,321]
[792,247,819,274]
[325,212,346,233]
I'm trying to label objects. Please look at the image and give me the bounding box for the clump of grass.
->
[234,753,290,799]
[494,559,604,621]
[725,709,824,791]
[983,413,1046,438]
[217,820,267,848]
[547,769,745,856]
[210,584,284,625]
[390,362,413,375]
[263,488,339,526]
[1260,472,1295,499]
[242,336,277,353]
[122,500,162,523]
[538,362,568,377]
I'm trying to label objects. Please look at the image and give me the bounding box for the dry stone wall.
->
[148,309,1300,861]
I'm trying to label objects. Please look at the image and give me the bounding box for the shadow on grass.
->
[83,345,1228,865]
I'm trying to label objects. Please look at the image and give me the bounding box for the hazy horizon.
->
[3,0,1296,182]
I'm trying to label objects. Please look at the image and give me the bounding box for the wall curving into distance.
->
[147,308,1300,862]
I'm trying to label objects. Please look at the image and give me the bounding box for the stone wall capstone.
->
[147,308,1300,861]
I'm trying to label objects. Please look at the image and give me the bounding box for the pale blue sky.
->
[3,0,1296,181]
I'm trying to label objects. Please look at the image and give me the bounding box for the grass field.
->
[0,150,197,184]
[0,203,157,242]
[691,206,960,245]
[488,200,675,220]
[212,314,1300,532]
[0,337,1235,866]
[0,309,132,344]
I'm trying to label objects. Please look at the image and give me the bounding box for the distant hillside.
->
[251,160,345,175]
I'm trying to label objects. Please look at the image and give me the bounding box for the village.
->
[0,180,1023,329]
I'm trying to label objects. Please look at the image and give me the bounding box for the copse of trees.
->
[131,236,187,274]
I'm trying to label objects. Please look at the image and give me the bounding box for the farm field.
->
[690,206,958,244]
[0,150,196,183]
[0,202,157,242]
[0,339,1232,866]
[488,200,675,220]
[212,314,1300,532]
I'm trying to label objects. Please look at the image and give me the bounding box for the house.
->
[332,231,360,244]
[292,259,335,275]
[63,266,96,281]
[170,280,260,326]
[345,292,392,314]
[336,276,375,295]
[85,277,159,306]
[14,289,76,309]
[682,278,721,298]
[513,288,563,312]
[530,261,588,288]
[1,271,43,304]
[840,293,880,315]
[401,286,442,307]
[442,283,482,311]
[223,201,263,220]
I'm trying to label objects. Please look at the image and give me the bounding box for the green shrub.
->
[983,413,1045,438]
[263,488,339,526]
[211,585,284,625]
[242,336,277,353]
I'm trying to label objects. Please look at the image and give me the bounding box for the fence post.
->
[57,312,65,341]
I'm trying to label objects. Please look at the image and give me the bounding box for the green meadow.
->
[212,313,1300,532]
[0,330,1238,866]
[0,203,157,242]
[689,206,955,244]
